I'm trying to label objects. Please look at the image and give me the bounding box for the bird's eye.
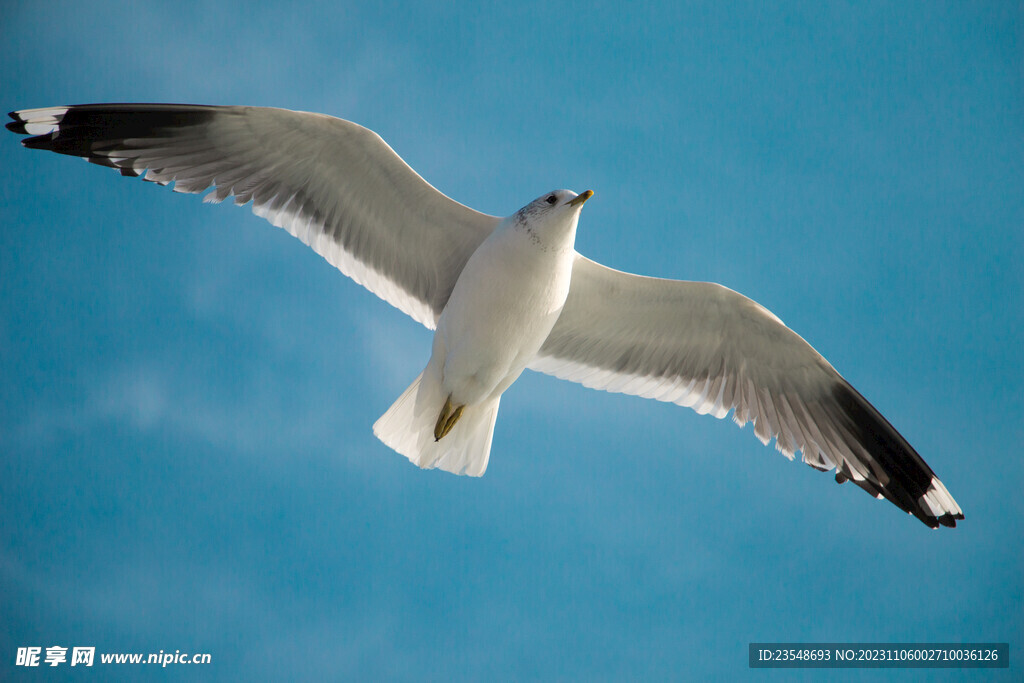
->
[545,194,557,205]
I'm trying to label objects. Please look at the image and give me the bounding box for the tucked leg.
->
[434,395,466,442]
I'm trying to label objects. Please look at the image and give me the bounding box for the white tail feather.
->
[372,366,500,477]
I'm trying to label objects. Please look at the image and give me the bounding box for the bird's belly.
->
[435,250,570,405]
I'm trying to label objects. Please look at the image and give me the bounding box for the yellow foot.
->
[434,395,465,442]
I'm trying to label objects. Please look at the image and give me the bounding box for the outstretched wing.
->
[531,254,963,528]
[7,104,500,328]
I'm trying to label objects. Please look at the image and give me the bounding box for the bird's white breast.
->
[434,220,575,406]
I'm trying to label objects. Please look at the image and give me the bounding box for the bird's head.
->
[511,189,594,251]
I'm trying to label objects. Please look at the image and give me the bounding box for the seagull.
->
[7,103,964,528]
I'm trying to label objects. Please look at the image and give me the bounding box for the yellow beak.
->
[568,189,594,207]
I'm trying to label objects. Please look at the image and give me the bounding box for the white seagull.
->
[7,104,964,528]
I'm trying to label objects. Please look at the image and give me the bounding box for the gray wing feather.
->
[8,104,500,328]
[532,254,963,528]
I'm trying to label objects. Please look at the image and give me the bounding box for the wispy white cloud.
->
[13,354,380,476]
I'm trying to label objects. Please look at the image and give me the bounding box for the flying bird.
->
[7,104,964,528]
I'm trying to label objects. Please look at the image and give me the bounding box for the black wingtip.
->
[22,134,69,152]
[7,109,39,135]
[937,512,963,528]
[922,512,963,530]
[6,118,28,135]
[8,104,220,161]
[829,380,963,529]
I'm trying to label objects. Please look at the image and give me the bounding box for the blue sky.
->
[1,1,1020,680]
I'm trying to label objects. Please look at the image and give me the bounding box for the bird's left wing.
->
[7,104,501,328]
[530,254,963,528]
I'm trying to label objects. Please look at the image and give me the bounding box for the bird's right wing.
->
[7,104,501,328]
[531,254,963,528]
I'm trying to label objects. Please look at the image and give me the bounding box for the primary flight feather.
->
[7,103,964,528]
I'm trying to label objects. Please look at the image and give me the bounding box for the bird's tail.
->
[372,366,500,477]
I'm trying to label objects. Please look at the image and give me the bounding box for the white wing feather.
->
[8,104,500,328]
[531,255,963,527]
